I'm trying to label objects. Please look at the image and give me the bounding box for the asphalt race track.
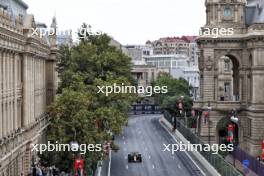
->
[110,114,205,176]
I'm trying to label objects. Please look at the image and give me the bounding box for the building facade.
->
[195,0,264,156]
[57,31,73,47]
[147,36,198,66]
[131,65,158,88]
[124,45,153,65]
[124,42,200,99]
[144,54,200,99]
[0,0,58,175]
[146,36,200,99]
[124,45,158,95]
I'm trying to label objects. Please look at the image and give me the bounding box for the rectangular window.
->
[159,61,165,67]
[248,118,252,137]
[165,61,170,67]
[224,82,230,93]
[172,61,177,67]
[146,51,150,55]
[178,61,184,67]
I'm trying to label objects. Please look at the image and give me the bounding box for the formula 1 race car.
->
[128,152,142,163]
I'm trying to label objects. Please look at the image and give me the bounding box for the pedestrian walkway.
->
[225,155,258,176]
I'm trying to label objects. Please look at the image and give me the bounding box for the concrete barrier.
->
[160,117,221,176]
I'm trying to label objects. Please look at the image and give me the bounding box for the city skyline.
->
[24,0,206,44]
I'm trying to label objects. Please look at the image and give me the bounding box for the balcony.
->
[219,94,240,102]
[215,101,242,111]
[194,99,242,111]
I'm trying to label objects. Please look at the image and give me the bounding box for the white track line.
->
[108,149,112,176]
[159,120,206,176]
[97,162,102,176]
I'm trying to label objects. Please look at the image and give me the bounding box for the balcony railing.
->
[233,146,264,176]
[219,95,240,102]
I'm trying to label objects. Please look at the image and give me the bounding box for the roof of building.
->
[150,36,198,44]
[159,37,186,43]
[181,36,198,42]
[1,0,29,9]
[0,3,7,9]
[246,0,264,25]
[36,22,47,28]
[15,0,28,9]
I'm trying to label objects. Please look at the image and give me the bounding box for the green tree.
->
[152,73,193,117]
[40,24,137,174]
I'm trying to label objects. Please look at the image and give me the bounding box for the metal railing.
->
[130,104,162,115]
[164,110,243,176]
[233,146,264,176]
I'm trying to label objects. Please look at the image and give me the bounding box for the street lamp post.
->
[196,111,201,136]
[70,141,81,175]
[172,114,177,132]
[173,96,185,132]
[230,108,238,167]
[207,101,212,145]
[179,96,185,126]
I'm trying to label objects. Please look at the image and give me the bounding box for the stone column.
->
[235,5,238,23]
[6,52,10,136]
[46,46,58,105]
[31,57,35,122]
[214,72,218,101]
[10,52,14,133]
[248,47,264,156]
[202,51,215,101]
[30,57,32,123]
[0,51,2,139]
[251,48,264,105]
[43,60,46,109]
[14,53,19,130]
[3,52,7,137]
[22,54,28,127]
[23,144,32,176]
[247,74,252,102]
[217,5,221,23]
[239,75,243,101]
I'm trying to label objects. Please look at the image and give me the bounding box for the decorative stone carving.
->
[205,56,214,71]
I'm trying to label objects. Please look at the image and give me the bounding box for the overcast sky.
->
[24,0,206,45]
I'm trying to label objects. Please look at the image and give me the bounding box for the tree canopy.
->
[40,24,137,174]
[152,73,193,116]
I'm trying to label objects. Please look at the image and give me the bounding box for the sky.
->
[24,0,206,45]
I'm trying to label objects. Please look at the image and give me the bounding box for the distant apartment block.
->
[144,54,199,99]
[147,36,198,66]
[124,37,200,99]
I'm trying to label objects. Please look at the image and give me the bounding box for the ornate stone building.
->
[195,0,264,156]
[0,0,58,175]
